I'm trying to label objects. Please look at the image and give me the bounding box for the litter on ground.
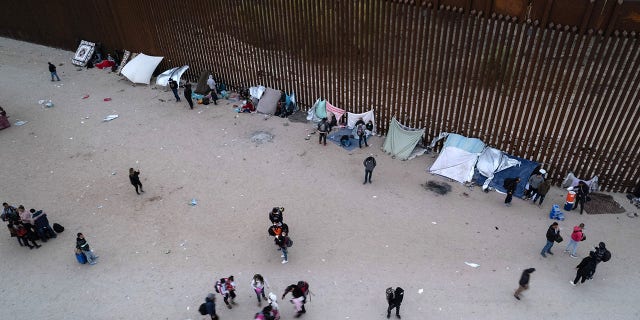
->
[103,114,119,122]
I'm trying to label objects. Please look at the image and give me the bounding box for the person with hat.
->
[524,171,545,200]
[532,178,551,207]
[203,293,218,319]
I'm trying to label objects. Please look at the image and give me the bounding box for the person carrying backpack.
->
[317,118,329,146]
[251,274,270,305]
[593,242,611,263]
[198,293,218,320]
[215,276,237,309]
[282,281,309,318]
[386,287,404,318]
[357,122,368,148]
[564,223,585,258]
[571,253,598,285]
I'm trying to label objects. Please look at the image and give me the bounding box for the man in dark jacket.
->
[204,293,217,319]
[169,79,181,102]
[533,180,551,206]
[503,177,520,206]
[363,156,376,184]
[48,62,60,81]
[571,253,597,285]
[514,268,535,300]
[76,232,99,265]
[573,181,589,214]
[386,287,404,318]
[317,118,329,146]
[184,82,194,109]
[282,283,306,318]
[541,222,559,258]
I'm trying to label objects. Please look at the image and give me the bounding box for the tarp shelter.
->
[121,53,163,84]
[428,133,486,183]
[156,65,189,86]
[561,172,599,192]
[307,99,328,122]
[475,147,521,190]
[383,118,426,160]
[72,40,95,67]
[325,101,346,123]
[256,88,282,114]
[346,110,376,134]
[475,154,539,198]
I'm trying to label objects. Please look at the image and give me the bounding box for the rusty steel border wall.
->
[1,0,639,192]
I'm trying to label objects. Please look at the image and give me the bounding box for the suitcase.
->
[76,252,87,264]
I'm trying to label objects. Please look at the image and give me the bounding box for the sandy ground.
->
[0,37,639,320]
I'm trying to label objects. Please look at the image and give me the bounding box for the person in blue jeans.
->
[76,232,99,265]
[541,222,560,258]
[275,234,288,264]
[48,62,60,81]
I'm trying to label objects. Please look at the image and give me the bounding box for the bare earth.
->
[0,37,638,320]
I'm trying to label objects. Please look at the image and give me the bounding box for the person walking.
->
[202,293,218,320]
[215,276,237,309]
[169,79,181,102]
[503,177,520,207]
[386,287,404,318]
[564,223,585,258]
[274,233,289,264]
[129,168,144,195]
[48,62,61,81]
[363,156,376,184]
[573,181,589,214]
[317,117,329,146]
[282,283,307,318]
[251,274,270,306]
[76,232,99,265]
[571,253,597,285]
[184,82,194,109]
[541,222,560,258]
[267,292,280,320]
[513,268,535,300]
[532,179,551,207]
[269,207,284,224]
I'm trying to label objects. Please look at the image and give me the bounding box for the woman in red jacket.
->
[564,223,585,258]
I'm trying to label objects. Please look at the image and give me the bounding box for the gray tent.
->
[382,118,425,160]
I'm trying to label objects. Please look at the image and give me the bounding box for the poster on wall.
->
[72,40,95,66]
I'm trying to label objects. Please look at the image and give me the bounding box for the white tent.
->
[429,147,481,183]
[347,109,376,134]
[156,65,189,86]
[121,53,164,84]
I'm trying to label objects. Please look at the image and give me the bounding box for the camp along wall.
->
[1,0,639,193]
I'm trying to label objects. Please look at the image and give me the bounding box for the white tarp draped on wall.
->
[156,65,189,86]
[121,53,163,84]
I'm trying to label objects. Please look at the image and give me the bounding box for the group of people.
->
[267,207,291,264]
[200,274,311,319]
[503,169,551,207]
[515,222,612,300]
[2,202,58,250]
[316,116,374,148]
[170,75,221,110]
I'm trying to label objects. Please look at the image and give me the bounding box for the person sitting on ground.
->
[365,120,374,135]
[241,100,255,113]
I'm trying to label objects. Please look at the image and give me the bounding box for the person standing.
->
[513,268,535,300]
[216,276,237,309]
[48,62,61,81]
[184,82,194,109]
[2,202,19,223]
[573,181,589,214]
[267,292,280,320]
[274,233,289,264]
[317,117,329,146]
[203,293,218,320]
[206,75,218,105]
[251,274,270,306]
[571,253,597,285]
[524,172,544,200]
[564,223,585,258]
[269,207,284,224]
[532,179,551,207]
[129,168,144,195]
[541,222,560,258]
[76,233,99,265]
[503,177,520,207]
[282,283,306,318]
[386,287,404,318]
[357,121,368,148]
[363,156,376,184]
[169,79,181,102]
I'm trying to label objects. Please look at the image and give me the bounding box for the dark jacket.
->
[274,235,287,248]
[169,80,178,90]
[205,296,216,316]
[129,171,141,185]
[545,224,559,242]
[317,120,328,133]
[184,83,192,96]
[48,63,56,72]
[576,182,589,201]
[519,268,535,286]
[537,180,551,196]
[364,156,376,171]
[76,237,90,251]
[576,256,597,278]
[269,209,283,224]
[366,122,374,131]
[282,284,304,299]
[504,178,519,193]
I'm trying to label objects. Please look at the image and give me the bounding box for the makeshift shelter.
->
[325,101,346,124]
[156,65,189,86]
[121,53,163,84]
[250,86,266,99]
[346,110,376,134]
[307,99,328,122]
[382,118,426,160]
[561,172,599,192]
[475,154,539,198]
[428,133,485,183]
[72,40,95,67]
[256,87,282,114]
[474,147,521,190]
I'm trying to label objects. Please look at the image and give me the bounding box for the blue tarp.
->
[328,128,359,151]
[475,154,539,198]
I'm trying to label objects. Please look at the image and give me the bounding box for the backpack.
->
[198,303,207,315]
[318,122,327,132]
[297,281,309,300]
[357,124,364,136]
[394,287,404,304]
[601,249,611,262]
[53,223,64,233]
[285,236,293,247]
[385,287,395,303]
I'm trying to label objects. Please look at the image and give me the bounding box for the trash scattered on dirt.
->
[103,114,118,122]
[418,289,424,294]
[422,180,452,195]
[82,95,90,99]
[189,198,197,206]
[103,98,112,102]
[250,131,274,144]
[14,120,27,126]
[464,262,480,268]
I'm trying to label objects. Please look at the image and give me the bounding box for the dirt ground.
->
[0,37,638,320]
